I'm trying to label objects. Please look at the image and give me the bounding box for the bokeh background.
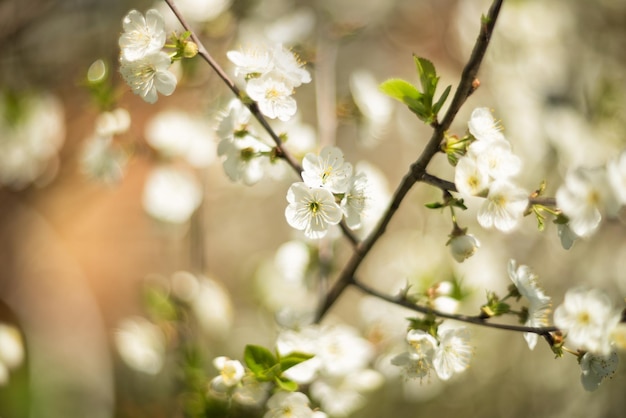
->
[1,0,626,417]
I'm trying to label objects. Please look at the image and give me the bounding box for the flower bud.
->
[183,41,198,58]
[448,232,480,263]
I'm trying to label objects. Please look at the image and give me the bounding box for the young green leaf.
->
[379,78,422,104]
[414,56,438,99]
[244,345,277,376]
[279,352,314,372]
[274,376,299,392]
[433,85,452,115]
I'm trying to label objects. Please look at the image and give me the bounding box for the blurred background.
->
[1,0,626,417]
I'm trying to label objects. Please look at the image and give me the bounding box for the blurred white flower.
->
[467,107,505,143]
[0,93,65,189]
[0,324,24,385]
[114,317,165,374]
[176,0,232,23]
[454,154,490,197]
[190,275,233,337]
[264,391,318,418]
[433,327,472,380]
[217,134,272,185]
[553,287,620,355]
[391,330,437,381]
[508,260,552,350]
[556,167,615,237]
[119,9,166,61]
[233,375,272,406]
[120,52,177,104]
[271,45,311,88]
[353,161,391,237]
[302,146,353,193]
[80,135,128,184]
[310,369,383,417]
[142,166,202,223]
[477,180,528,232]
[579,351,619,392]
[349,70,393,146]
[227,46,275,78]
[469,138,522,181]
[95,108,131,137]
[341,172,368,230]
[607,149,626,206]
[217,98,253,141]
[265,8,316,44]
[145,110,216,168]
[211,356,245,392]
[285,182,343,239]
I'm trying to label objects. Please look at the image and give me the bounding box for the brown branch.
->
[315,0,505,321]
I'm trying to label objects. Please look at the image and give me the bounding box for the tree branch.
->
[315,0,505,321]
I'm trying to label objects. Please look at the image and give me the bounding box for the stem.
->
[315,0,505,321]
[163,0,302,173]
[352,277,558,336]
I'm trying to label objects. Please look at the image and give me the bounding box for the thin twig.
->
[315,0,505,321]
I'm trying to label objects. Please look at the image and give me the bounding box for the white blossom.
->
[302,146,353,193]
[120,52,177,104]
[579,351,619,392]
[264,391,316,418]
[454,154,490,196]
[391,330,437,381]
[285,182,343,239]
[508,260,552,350]
[469,138,522,181]
[217,98,253,142]
[467,107,505,143]
[95,108,131,137]
[211,356,245,392]
[477,180,529,232]
[432,327,472,380]
[119,9,166,61]
[271,45,311,88]
[607,149,626,206]
[246,75,297,121]
[217,134,272,185]
[553,287,620,355]
[309,369,383,417]
[79,135,128,184]
[227,46,274,78]
[341,172,369,229]
[556,167,614,237]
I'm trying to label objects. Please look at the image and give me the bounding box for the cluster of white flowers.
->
[276,324,383,416]
[391,326,472,382]
[556,150,626,241]
[0,323,24,386]
[285,146,370,239]
[80,107,130,184]
[227,44,311,121]
[264,391,327,418]
[508,260,552,350]
[454,108,528,232]
[118,9,177,103]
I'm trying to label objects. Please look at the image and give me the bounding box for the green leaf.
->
[244,345,277,376]
[433,85,452,115]
[274,377,299,392]
[379,78,422,104]
[279,352,314,372]
[425,201,445,209]
[414,56,438,98]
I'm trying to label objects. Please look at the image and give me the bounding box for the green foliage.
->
[143,286,178,321]
[380,55,451,125]
[243,345,313,392]
[480,291,510,317]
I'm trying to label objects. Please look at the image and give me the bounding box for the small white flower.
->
[341,172,369,229]
[302,146,353,193]
[556,167,615,237]
[553,287,620,355]
[349,69,393,146]
[285,182,343,239]
[114,317,165,375]
[271,45,311,88]
[217,98,253,142]
[264,391,315,418]
[246,75,297,121]
[477,180,529,232]
[454,154,490,196]
[391,330,437,380]
[448,232,480,263]
[119,9,166,61]
[467,107,505,143]
[227,46,274,78]
[211,356,245,392]
[217,134,272,185]
[142,166,202,223]
[120,52,177,104]
[508,260,552,350]
[95,108,131,137]
[433,327,472,380]
[469,138,522,181]
[607,149,626,206]
[579,351,619,391]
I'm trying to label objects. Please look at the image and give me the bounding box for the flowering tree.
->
[1,0,625,417]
